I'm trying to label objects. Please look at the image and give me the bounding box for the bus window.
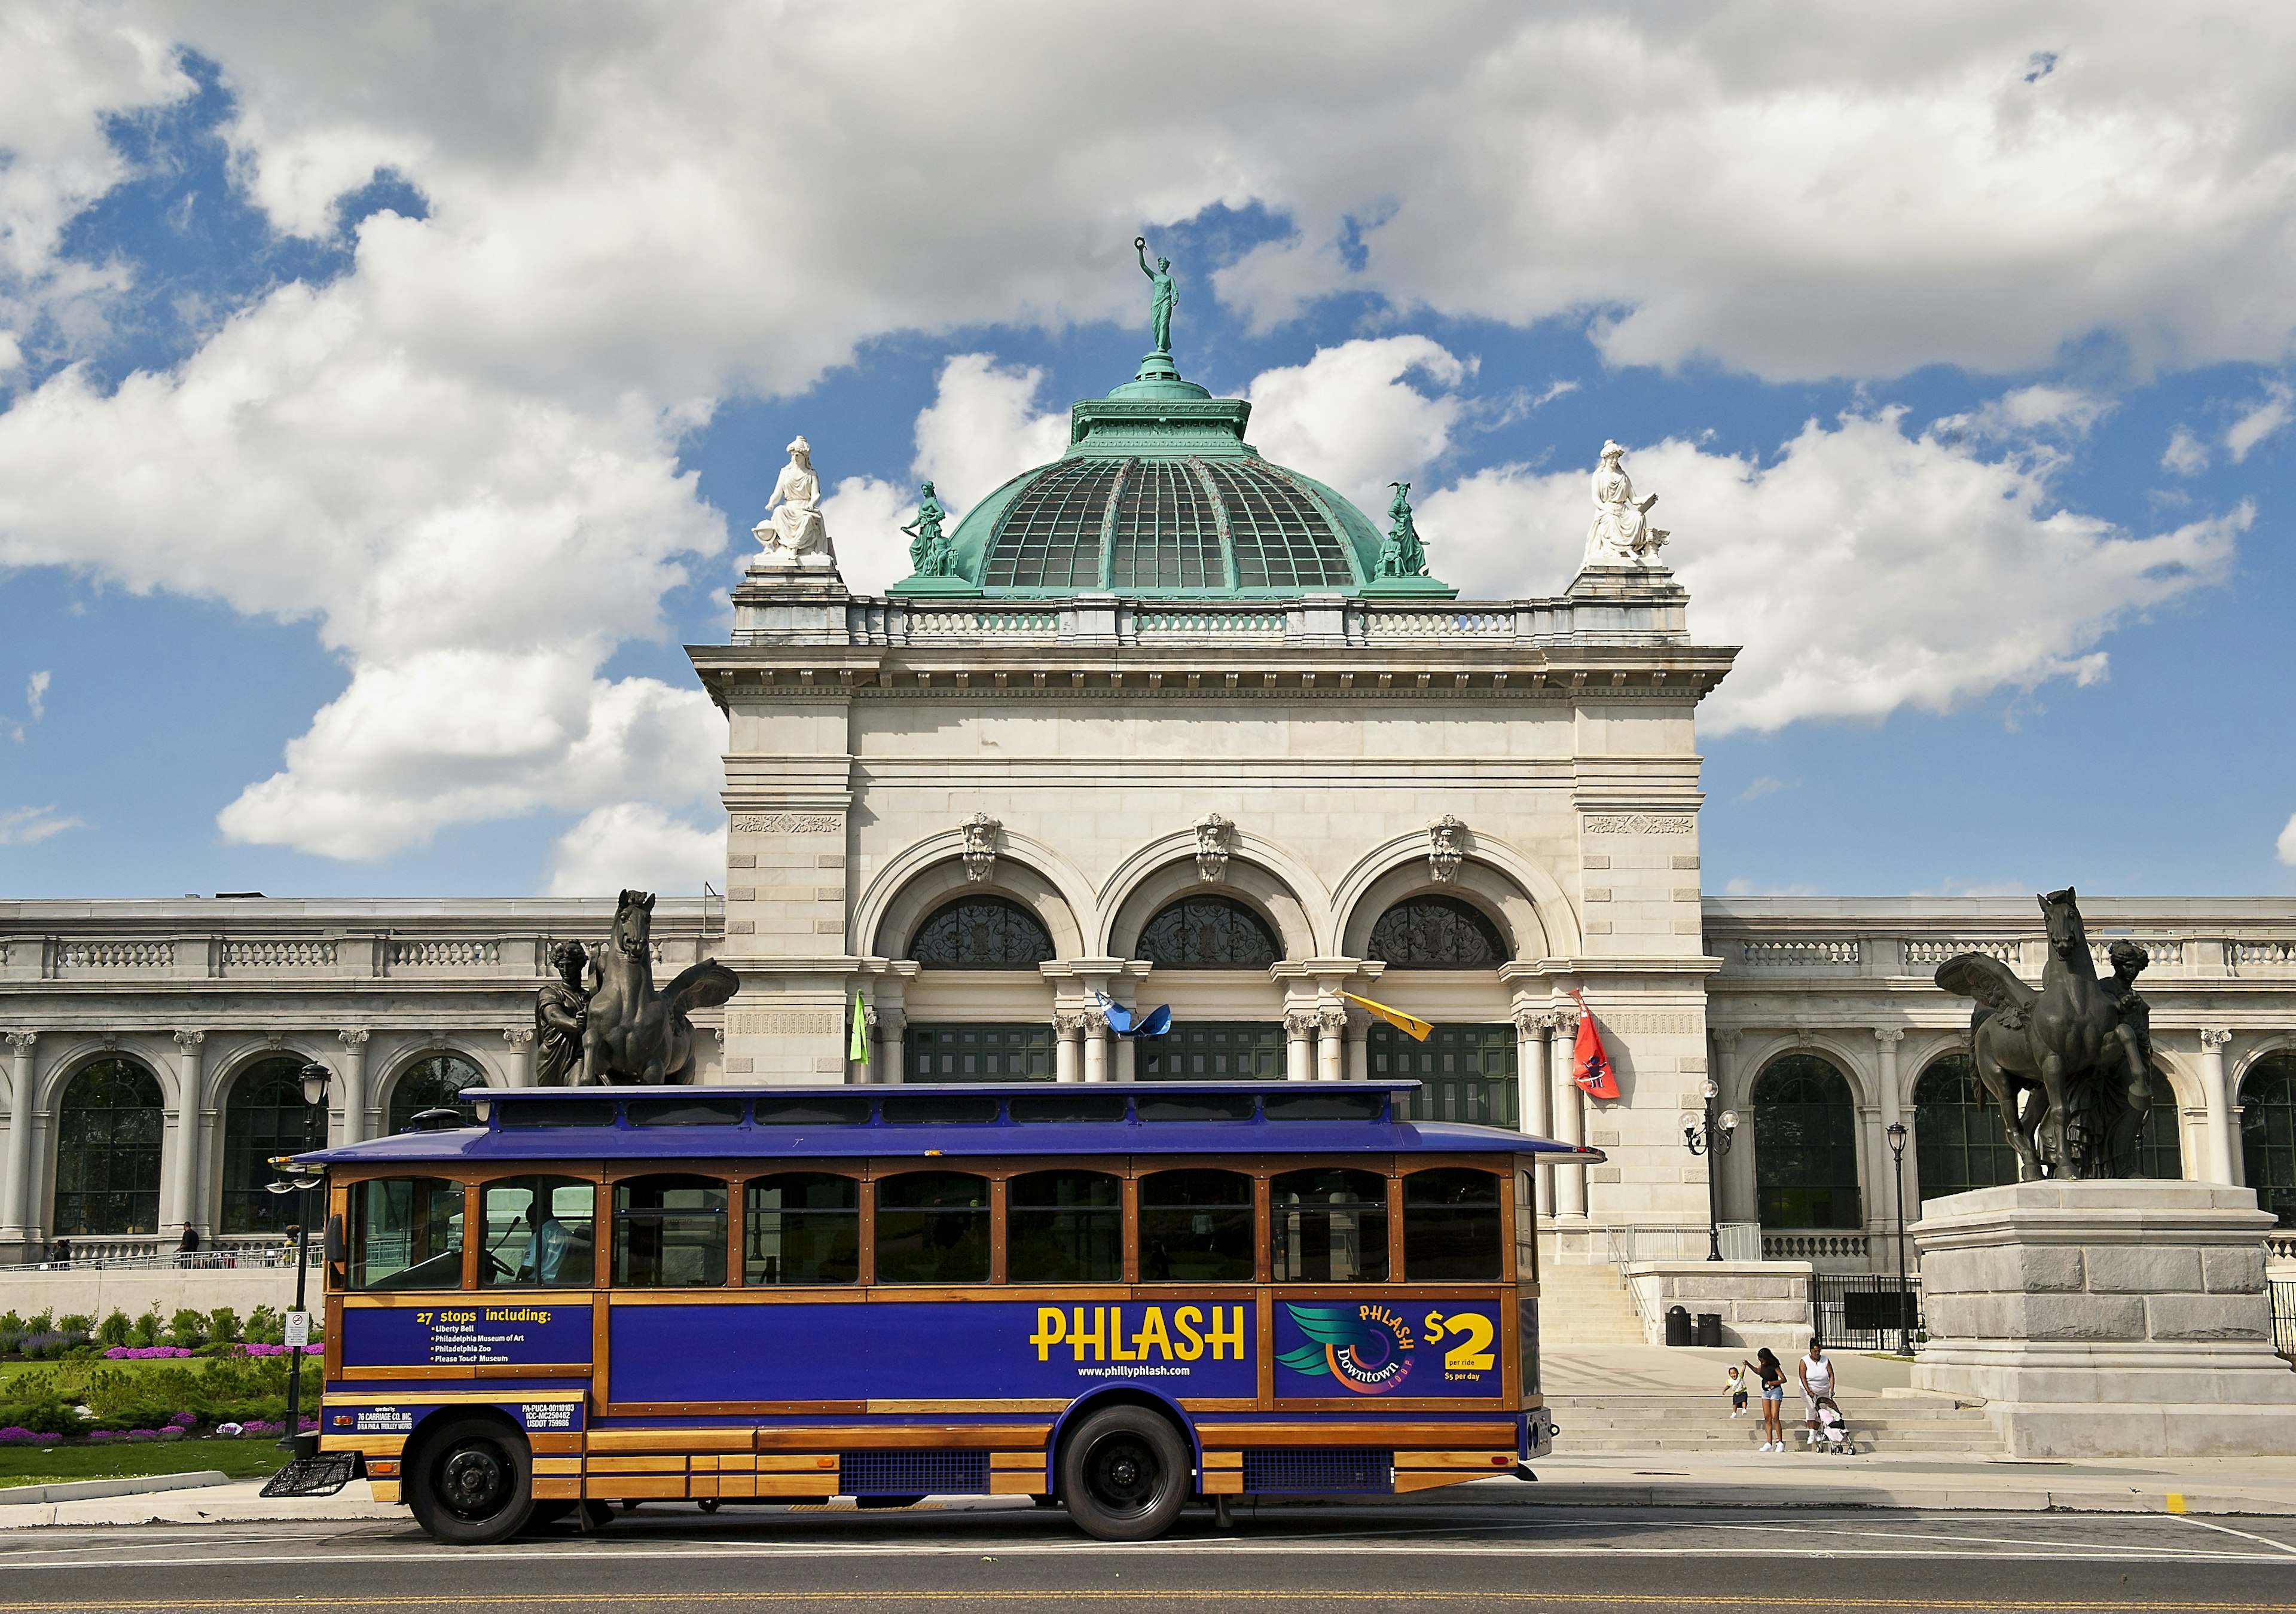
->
[875,1172,990,1285]
[346,1177,465,1291]
[626,1096,744,1127]
[1007,1170,1122,1283]
[1271,1167,1388,1283]
[1008,1093,1128,1124]
[1135,1092,1256,1123]
[1403,1167,1503,1280]
[613,1175,728,1287]
[1138,1169,1254,1283]
[745,1173,859,1285]
[477,1176,596,1287]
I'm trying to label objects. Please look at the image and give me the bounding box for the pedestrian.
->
[177,1224,201,1267]
[48,1236,71,1268]
[1799,1336,1836,1448]
[1747,1348,1787,1451]
[1724,1362,1748,1419]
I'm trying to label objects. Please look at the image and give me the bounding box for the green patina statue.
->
[902,481,953,577]
[1135,236,1177,354]
[1377,481,1429,579]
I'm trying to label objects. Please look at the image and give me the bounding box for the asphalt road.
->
[4,1498,2296,1612]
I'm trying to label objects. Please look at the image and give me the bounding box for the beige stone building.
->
[2,354,2292,1315]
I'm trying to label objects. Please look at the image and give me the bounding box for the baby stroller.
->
[1810,1396,1857,1454]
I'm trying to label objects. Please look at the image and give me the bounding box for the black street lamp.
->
[1683,1078,1739,1261]
[264,1061,330,1450]
[1886,1118,1912,1356]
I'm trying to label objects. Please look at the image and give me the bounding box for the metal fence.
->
[2273,1279,2296,1364]
[1809,1271,1923,1353]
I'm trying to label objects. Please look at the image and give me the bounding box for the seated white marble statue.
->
[755,436,832,560]
[1583,439,1669,567]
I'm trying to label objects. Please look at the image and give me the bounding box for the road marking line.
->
[0,1595,2290,1612]
[2170,1515,2296,1557]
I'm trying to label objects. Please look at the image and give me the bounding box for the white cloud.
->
[1247,336,1470,511]
[1736,776,1794,802]
[2279,812,2296,869]
[546,803,725,901]
[2226,380,2292,461]
[819,475,918,599]
[23,670,48,722]
[0,805,85,845]
[1416,404,2241,733]
[1937,384,2111,441]
[2162,426,2209,476]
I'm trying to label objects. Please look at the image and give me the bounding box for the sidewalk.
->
[10,1450,2296,1529]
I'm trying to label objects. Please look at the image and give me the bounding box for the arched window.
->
[908,896,1057,968]
[2241,1053,2296,1228]
[53,1058,164,1237]
[1367,896,1507,969]
[219,1057,313,1235]
[1752,1054,1862,1230]
[1913,1054,2022,1203]
[387,1053,485,1135]
[1137,895,1280,969]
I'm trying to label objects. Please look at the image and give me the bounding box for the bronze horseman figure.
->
[535,940,591,1086]
[1933,888,2165,1179]
[534,890,740,1085]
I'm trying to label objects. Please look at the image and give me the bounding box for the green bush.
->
[129,1305,160,1349]
[165,1309,206,1350]
[245,1306,283,1346]
[83,1356,292,1427]
[0,1398,87,1436]
[206,1307,242,1345]
[95,1310,132,1347]
[0,1313,22,1337]
[26,1310,53,1335]
[57,1314,91,1335]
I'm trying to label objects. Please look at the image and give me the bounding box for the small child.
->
[1725,1364,1748,1418]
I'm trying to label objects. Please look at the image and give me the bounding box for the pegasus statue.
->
[1932,887,2162,1180]
[574,888,741,1085]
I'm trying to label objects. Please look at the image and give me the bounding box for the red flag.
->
[1567,988,1619,1100]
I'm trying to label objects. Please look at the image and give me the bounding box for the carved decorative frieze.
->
[1583,814,1696,835]
[961,811,1002,884]
[729,812,841,834]
[1427,814,1465,883]
[728,1011,838,1037]
[1193,812,1235,883]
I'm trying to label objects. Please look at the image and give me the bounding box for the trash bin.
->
[1664,1304,1691,1347]
[1695,1312,1722,1349]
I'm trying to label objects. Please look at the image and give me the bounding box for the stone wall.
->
[1623,1258,1813,1352]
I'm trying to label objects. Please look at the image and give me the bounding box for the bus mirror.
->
[324,1212,346,1265]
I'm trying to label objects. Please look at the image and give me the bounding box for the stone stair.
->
[1544,1387,1999,1455]
[1537,1261,1649,1346]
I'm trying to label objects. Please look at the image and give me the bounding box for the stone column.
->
[1549,1015,1586,1219]
[1082,1010,1110,1084]
[1345,1009,1371,1081]
[1284,1011,1317,1084]
[1055,1013,1085,1085]
[169,1031,204,1234]
[1115,1034,1137,1083]
[338,1030,371,1145]
[872,1010,905,1084]
[503,1026,537,1090]
[2199,1028,2236,1184]
[1514,1011,1552,1139]
[2,1032,36,1245]
[1873,1029,1904,1236]
[1315,1008,1347,1082]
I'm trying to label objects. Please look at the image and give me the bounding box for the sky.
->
[0,2,2291,905]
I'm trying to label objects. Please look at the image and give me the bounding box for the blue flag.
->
[1094,993,1171,1038]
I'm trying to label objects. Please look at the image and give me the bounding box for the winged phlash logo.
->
[1279,1303,1415,1394]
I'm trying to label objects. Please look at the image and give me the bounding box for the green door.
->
[1370,1024,1518,1127]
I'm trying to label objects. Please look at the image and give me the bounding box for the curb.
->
[0,1470,236,1506]
[1389,1476,2296,1518]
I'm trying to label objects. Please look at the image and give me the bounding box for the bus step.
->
[260,1454,358,1499]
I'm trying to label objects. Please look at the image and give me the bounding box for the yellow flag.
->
[1341,991,1431,1042]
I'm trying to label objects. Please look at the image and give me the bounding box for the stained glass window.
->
[53,1058,164,1237]
[1137,895,1279,969]
[1752,1054,1862,1230]
[220,1057,314,1235]
[1367,896,1507,969]
[908,897,1057,968]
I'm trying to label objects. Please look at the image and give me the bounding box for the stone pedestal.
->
[1912,1179,2296,1457]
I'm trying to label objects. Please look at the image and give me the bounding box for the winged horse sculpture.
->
[576,888,741,1085]
[1932,887,2161,1180]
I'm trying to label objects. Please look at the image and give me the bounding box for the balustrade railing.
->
[387,938,502,968]
[22,1236,321,1271]
[56,940,174,970]
[1741,939,1860,968]
[221,939,337,969]
[1900,939,2019,967]
[1763,1231,1871,1261]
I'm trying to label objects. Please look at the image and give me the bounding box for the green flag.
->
[848,989,868,1063]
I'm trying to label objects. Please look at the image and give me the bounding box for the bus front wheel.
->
[1058,1406,1189,1542]
[406,1414,533,1546]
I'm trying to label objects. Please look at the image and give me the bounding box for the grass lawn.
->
[0,1438,283,1488]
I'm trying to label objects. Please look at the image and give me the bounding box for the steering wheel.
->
[484,1250,517,1280]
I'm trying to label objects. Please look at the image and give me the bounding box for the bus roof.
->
[300,1082,1606,1167]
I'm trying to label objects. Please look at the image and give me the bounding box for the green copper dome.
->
[891,355,1452,600]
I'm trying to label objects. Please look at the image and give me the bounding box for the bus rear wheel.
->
[406,1414,532,1546]
[1059,1406,1189,1542]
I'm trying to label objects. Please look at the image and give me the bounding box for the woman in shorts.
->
[1747,1348,1787,1450]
